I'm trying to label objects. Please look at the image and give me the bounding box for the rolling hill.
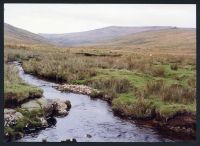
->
[92,28,196,49]
[4,23,195,55]
[4,23,51,46]
[39,26,172,47]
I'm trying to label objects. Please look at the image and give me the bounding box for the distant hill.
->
[91,28,196,50]
[4,23,195,53]
[39,26,172,47]
[4,23,51,46]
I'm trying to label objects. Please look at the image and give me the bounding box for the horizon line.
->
[4,22,196,35]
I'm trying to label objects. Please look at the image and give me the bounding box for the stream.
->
[14,62,177,142]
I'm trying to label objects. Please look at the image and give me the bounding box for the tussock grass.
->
[4,44,196,118]
[87,77,132,94]
[188,76,196,88]
[137,80,195,104]
[4,63,43,107]
[151,66,165,77]
[170,63,178,70]
[87,77,133,100]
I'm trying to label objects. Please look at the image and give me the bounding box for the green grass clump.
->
[4,108,43,141]
[112,93,155,118]
[151,66,165,77]
[87,76,133,100]
[112,91,196,119]
[5,83,43,102]
[4,127,24,141]
[87,77,133,93]
[4,64,43,107]
[141,80,195,104]
[170,63,178,70]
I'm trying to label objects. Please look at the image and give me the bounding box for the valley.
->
[4,23,196,142]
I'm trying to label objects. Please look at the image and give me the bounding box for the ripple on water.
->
[14,63,175,142]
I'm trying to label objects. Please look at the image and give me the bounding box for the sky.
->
[4,4,196,34]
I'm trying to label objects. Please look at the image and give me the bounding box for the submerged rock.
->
[86,134,92,138]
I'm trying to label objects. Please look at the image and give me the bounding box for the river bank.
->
[4,97,71,142]
[4,61,195,142]
[4,67,72,143]
[55,83,196,139]
[10,62,181,142]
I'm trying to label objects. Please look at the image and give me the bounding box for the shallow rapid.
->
[15,63,175,142]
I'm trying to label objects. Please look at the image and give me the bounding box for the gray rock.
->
[52,99,71,117]
[21,98,55,118]
[86,134,92,138]
[57,84,100,96]
[39,117,48,127]
[4,108,24,127]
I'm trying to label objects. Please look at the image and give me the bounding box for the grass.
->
[4,44,196,119]
[4,108,44,141]
[112,92,195,118]
[87,76,133,100]
[4,63,43,107]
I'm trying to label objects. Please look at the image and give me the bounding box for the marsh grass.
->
[140,80,195,104]
[4,46,196,119]
[4,63,43,107]
[87,77,133,100]
[170,63,178,70]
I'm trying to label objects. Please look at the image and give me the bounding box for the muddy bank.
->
[56,84,196,139]
[113,107,196,138]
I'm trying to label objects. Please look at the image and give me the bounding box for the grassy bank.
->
[4,46,196,119]
[4,108,45,141]
[4,62,43,107]
[4,56,46,141]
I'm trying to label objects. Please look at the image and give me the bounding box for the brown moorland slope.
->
[4,23,52,46]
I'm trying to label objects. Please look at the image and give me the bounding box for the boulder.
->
[21,97,71,117]
[21,97,55,118]
[4,109,24,127]
[52,99,71,117]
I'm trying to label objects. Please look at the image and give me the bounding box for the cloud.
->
[4,4,196,33]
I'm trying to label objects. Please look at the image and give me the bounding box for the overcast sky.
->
[4,4,196,34]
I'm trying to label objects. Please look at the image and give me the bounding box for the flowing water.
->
[14,62,176,142]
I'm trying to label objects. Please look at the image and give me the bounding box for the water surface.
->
[15,63,174,142]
